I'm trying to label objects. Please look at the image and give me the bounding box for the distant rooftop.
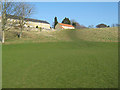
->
[59,23,74,27]
[6,14,50,24]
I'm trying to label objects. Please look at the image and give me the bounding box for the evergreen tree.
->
[62,17,71,25]
[54,17,58,29]
[72,22,76,27]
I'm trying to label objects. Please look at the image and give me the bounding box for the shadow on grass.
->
[64,29,83,42]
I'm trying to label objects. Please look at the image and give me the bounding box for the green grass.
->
[3,41,118,88]
[2,27,118,88]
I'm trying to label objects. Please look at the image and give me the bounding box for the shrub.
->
[36,26,38,28]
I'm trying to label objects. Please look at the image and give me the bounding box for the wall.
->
[62,26,75,29]
[7,18,50,30]
[55,24,63,30]
[26,21,50,30]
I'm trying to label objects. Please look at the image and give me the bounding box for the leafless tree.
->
[71,19,86,29]
[71,19,76,24]
[88,25,94,28]
[0,1,33,43]
[111,24,119,27]
[0,2,2,42]
[13,2,33,38]
[1,0,17,43]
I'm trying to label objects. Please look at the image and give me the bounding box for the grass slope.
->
[53,27,118,42]
[3,41,118,88]
[4,27,118,44]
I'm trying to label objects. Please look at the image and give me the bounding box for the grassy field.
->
[2,27,118,88]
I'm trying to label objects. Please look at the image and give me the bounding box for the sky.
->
[28,2,118,27]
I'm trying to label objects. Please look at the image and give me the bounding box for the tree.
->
[0,3,2,42]
[71,19,76,27]
[96,23,108,28]
[13,2,33,38]
[76,23,86,29]
[88,25,94,28]
[71,19,86,29]
[111,24,119,27]
[72,22,76,27]
[54,17,58,29]
[1,1,17,43]
[0,1,33,42]
[62,17,71,25]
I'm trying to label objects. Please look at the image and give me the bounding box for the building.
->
[55,23,75,30]
[24,18,50,30]
[1,14,50,30]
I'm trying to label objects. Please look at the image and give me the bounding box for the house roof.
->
[59,23,74,27]
[24,18,50,24]
[6,14,50,24]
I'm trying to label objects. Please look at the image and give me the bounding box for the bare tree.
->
[71,19,86,29]
[71,19,76,24]
[1,0,16,43]
[0,1,33,43]
[88,25,94,28]
[14,2,33,38]
[0,3,2,42]
[71,19,76,27]
[111,24,119,27]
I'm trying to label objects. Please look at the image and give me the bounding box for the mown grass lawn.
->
[2,41,118,88]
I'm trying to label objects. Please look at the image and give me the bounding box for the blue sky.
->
[29,2,118,27]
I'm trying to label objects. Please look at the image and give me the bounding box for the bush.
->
[36,26,38,28]
[96,24,108,28]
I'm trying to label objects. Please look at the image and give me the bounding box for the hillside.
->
[53,27,118,42]
[3,27,118,88]
[4,27,118,44]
